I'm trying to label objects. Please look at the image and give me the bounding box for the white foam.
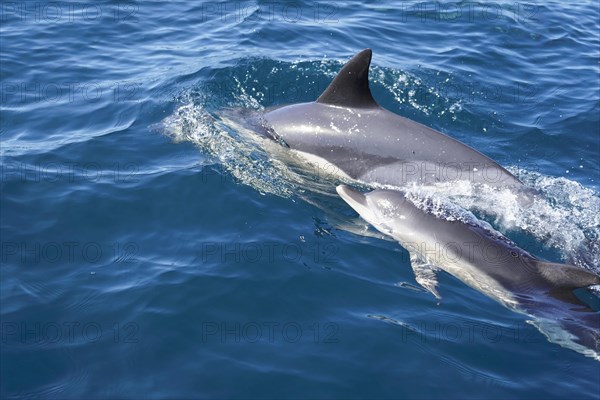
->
[380,171,600,271]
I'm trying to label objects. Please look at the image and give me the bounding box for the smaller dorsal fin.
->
[317,49,379,109]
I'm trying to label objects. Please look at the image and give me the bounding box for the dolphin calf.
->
[263,49,524,189]
[336,184,600,359]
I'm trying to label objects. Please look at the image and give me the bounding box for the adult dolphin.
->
[336,184,600,360]
[263,49,524,189]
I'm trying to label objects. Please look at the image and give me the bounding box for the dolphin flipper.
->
[409,251,441,300]
[534,261,600,289]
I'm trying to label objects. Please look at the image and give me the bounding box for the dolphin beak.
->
[336,185,376,223]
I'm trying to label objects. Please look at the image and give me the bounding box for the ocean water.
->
[1,1,600,398]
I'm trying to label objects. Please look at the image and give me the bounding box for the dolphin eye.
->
[510,251,518,258]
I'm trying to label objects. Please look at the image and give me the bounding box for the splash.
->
[388,172,600,271]
[157,58,599,271]
[371,65,463,119]
[160,96,295,197]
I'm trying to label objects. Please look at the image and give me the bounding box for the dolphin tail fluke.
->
[534,261,600,289]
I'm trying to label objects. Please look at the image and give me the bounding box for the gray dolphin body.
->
[336,184,600,359]
[263,49,524,189]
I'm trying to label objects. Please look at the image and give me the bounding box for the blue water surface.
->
[1,1,600,399]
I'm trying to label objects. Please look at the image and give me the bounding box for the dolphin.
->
[263,49,525,190]
[336,184,600,359]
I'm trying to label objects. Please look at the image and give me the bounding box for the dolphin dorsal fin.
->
[534,261,600,289]
[317,49,379,109]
